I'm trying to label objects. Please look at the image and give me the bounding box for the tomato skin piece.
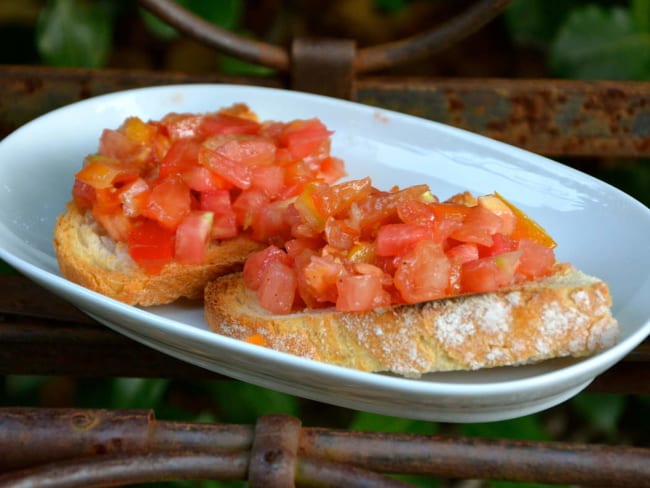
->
[375,223,434,257]
[394,240,450,303]
[127,220,176,274]
[256,260,297,315]
[175,211,214,265]
[336,274,390,312]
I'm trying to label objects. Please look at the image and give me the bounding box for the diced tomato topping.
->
[375,224,434,257]
[243,245,289,290]
[75,156,138,189]
[256,260,297,315]
[336,274,390,312]
[127,220,175,273]
[238,178,558,314]
[199,113,261,136]
[394,241,450,303]
[450,205,503,247]
[175,211,214,264]
[73,104,342,276]
[71,178,96,208]
[160,139,201,178]
[279,118,332,160]
[144,176,191,229]
[517,238,556,279]
[119,178,150,217]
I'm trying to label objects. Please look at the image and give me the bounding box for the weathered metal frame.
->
[1,408,649,487]
[1,0,649,485]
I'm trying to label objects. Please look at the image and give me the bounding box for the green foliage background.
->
[1,1,649,487]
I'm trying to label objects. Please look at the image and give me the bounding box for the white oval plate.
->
[1,84,648,422]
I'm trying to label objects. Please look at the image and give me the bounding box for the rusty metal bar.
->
[0,451,250,487]
[0,408,254,472]
[299,429,650,487]
[249,414,302,488]
[137,0,510,75]
[138,0,290,72]
[356,77,650,158]
[355,0,510,73]
[1,409,648,487]
[3,66,650,158]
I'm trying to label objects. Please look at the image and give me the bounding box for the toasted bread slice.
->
[204,264,619,377]
[54,203,262,306]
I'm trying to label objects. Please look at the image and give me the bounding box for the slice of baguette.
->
[54,203,262,306]
[204,264,620,377]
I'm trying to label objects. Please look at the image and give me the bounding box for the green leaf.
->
[504,0,582,49]
[571,393,626,437]
[348,411,437,435]
[36,0,114,68]
[109,378,170,409]
[206,382,299,423]
[459,415,548,441]
[0,260,15,275]
[549,5,650,80]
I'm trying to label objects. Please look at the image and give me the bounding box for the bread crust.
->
[204,265,620,377]
[54,203,262,306]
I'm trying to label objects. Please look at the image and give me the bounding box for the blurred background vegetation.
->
[0,1,649,487]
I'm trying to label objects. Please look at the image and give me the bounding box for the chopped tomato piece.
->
[198,146,252,189]
[232,189,269,229]
[302,255,346,303]
[118,178,150,217]
[250,164,285,198]
[182,166,226,192]
[450,205,503,247]
[71,178,96,208]
[127,220,175,273]
[203,134,276,167]
[479,233,518,257]
[144,176,191,229]
[256,260,297,315]
[375,223,434,257]
[199,113,261,136]
[336,274,390,312]
[279,118,332,160]
[394,240,450,303]
[517,238,556,279]
[175,211,214,264]
[243,245,288,290]
[461,251,520,293]
[75,156,137,189]
[160,139,201,178]
[446,243,479,264]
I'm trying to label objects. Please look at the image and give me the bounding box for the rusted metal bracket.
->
[291,38,357,99]
[138,0,510,74]
[0,408,648,487]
